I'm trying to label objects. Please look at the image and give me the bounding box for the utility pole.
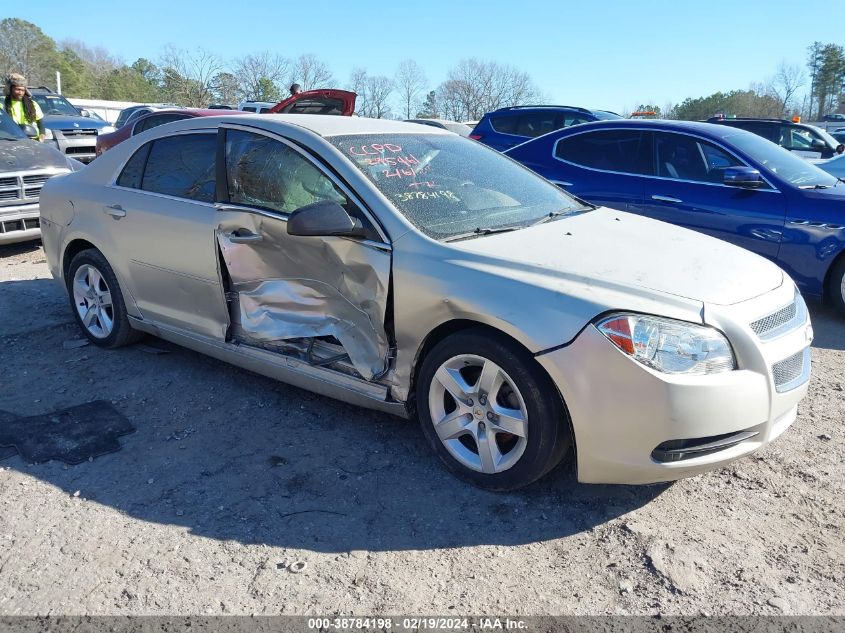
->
[56,71,62,95]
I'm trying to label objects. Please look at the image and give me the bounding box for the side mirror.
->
[80,109,91,117]
[810,138,826,150]
[20,123,39,139]
[287,200,367,238]
[724,166,764,189]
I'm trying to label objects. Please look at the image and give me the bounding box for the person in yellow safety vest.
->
[3,73,45,141]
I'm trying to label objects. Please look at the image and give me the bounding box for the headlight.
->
[596,313,736,375]
[100,126,116,135]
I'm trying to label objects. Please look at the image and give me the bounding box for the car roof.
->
[553,118,746,139]
[178,113,451,137]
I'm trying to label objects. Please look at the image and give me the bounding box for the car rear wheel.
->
[416,329,571,491]
[67,249,143,348]
[829,256,845,317]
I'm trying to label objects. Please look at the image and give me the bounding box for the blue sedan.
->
[505,120,845,316]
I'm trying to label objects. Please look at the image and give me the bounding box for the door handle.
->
[651,195,683,204]
[104,204,126,218]
[227,229,263,244]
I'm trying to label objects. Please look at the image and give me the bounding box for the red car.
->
[268,89,356,115]
[97,90,357,156]
[95,109,247,156]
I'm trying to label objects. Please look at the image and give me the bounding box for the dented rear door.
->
[215,126,391,381]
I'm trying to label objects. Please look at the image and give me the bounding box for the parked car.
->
[116,105,178,130]
[469,105,622,151]
[40,114,812,489]
[830,129,845,145]
[707,117,845,160]
[29,87,115,163]
[818,153,845,181]
[96,108,248,156]
[505,119,845,315]
[238,101,276,113]
[404,118,472,136]
[268,89,356,116]
[0,108,78,245]
[823,113,845,122]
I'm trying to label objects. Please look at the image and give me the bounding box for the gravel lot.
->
[1,242,843,616]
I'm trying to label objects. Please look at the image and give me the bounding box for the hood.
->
[41,115,110,130]
[454,207,784,306]
[0,137,69,170]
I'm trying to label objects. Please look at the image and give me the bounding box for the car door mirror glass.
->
[723,166,763,188]
[287,201,366,238]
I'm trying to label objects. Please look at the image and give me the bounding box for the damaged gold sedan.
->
[40,115,811,490]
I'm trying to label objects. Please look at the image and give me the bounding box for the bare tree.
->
[159,46,224,107]
[394,59,427,119]
[768,62,806,117]
[291,54,335,91]
[234,51,290,101]
[60,39,120,78]
[365,76,394,118]
[436,59,541,121]
[348,67,369,115]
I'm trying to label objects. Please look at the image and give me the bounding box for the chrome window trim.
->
[551,127,782,193]
[220,122,391,246]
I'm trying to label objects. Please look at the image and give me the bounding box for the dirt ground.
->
[0,242,843,617]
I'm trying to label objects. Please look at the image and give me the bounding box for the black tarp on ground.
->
[0,401,134,464]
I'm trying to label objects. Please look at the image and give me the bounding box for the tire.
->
[66,249,144,348]
[416,329,571,491]
[828,256,845,318]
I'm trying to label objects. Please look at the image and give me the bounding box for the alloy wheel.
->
[427,354,529,474]
[72,264,114,339]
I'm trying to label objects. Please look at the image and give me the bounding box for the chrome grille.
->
[59,128,97,137]
[772,348,810,393]
[0,171,61,206]
[749,292,807,341]
[751,302,796,335]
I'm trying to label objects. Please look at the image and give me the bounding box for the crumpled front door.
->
[216,211,390,381]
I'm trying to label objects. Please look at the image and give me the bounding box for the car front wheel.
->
[66,249,143,348]
[416,329,571,491]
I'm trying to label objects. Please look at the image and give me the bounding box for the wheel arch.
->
[62,238,100,281]
[822,247,845,305]
[408,319,576,448]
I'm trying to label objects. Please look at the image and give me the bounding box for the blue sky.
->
[16,0,845,113]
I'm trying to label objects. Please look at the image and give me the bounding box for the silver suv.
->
[30,87,115,163]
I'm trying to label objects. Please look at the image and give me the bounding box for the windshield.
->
[330,133,587,240]
[592,111,623,120]
[725,131,838,188]
[32,94,80,116]
[0,109,26,140]
[815,126,843,149]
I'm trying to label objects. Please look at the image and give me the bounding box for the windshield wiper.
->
[531,210,570,226]
[443,226,519,242]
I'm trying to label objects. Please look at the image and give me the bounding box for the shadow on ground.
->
[2,277,841,554]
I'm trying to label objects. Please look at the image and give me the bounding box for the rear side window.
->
[117,143,151,188]
[515,111,561,138]
[141,133,216,202]
[133,113,189,135]
[555,130,652,175]
[489,114,518,134]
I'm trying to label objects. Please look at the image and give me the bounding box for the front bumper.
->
[537,282,812,485]
[0,202,41,245]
